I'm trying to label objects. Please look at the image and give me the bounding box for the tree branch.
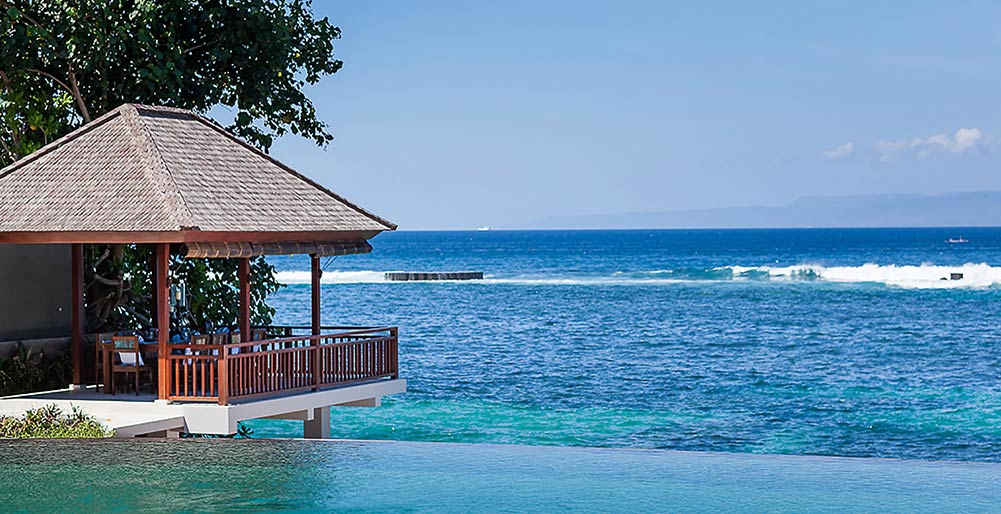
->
[0,136,17,163]
[66,65,90,123]
[182,38,218,55]
[24,68,72,96]
[0,1,44,29]
[0,70,22,153]
[90,274,122,287]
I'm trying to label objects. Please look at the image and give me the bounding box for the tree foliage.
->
[0,0,342,331]
[0,0,341,158]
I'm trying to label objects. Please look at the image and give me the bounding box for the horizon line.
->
[388,225,1001,232]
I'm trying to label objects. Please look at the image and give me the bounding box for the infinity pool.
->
[0,439,998,512]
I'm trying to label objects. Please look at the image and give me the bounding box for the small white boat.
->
[477,226,491,231]
[946,237,969,244]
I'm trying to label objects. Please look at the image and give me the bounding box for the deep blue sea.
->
[252,228,1001,462]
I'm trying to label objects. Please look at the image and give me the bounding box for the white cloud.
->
[823,142,854,159]
[833,128,989,162]
[874,140,910,162]
[947,128,981,152]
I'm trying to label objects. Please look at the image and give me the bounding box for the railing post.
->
[390,327,399,378]
[218,352,229,405]
[312,335,321,391]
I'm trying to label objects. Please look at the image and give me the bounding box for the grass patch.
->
[0,404,112,439]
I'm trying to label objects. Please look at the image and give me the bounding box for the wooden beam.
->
[0,230,381,245]
[155,243,170,400]
[311,254,321,336]
[238,258,251,338]
[70,243,84,386]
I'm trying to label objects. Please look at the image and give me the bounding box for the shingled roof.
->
[0,104,395,244]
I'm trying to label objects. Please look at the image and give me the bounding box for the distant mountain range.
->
[526,192,1001,229]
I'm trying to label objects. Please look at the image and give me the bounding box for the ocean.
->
[251,228,1001,462]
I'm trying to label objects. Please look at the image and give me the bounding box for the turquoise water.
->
[254,228,1001,462]
[1,439,999,512]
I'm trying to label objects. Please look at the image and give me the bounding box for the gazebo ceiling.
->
[0,104,395,244]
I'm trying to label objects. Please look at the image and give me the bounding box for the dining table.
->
[99,337,160,394]
[98,330,257,393]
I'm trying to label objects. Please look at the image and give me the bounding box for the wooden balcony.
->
[164,326,399,405]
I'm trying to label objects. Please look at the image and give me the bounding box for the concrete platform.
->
[0,379,406,437]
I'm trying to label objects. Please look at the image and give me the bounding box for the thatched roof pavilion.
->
[0,103,395,244]
[0,103,397,403]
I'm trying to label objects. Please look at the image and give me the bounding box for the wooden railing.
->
[165,327,398,405]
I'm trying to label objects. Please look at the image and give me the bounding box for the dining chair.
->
[94,332,114,390]
[190,333,213,358]
[110,335,153,395]
[249,328,269,352]
[211,332,240,355]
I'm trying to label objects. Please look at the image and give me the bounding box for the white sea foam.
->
[275,270,387,284]
[274,263,1001,289]
[725,262,1001,289]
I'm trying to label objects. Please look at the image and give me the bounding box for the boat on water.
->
[477,226,491,231]
[946,237,969,244]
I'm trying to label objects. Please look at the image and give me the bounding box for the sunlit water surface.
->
[248,229,1001,462]
[0,439,999,513]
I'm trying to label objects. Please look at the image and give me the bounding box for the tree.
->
[0,0,343,330]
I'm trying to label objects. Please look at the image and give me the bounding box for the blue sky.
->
[265,1,1001,229]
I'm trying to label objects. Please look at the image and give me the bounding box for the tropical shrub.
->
[0,404,111,438]
[0,342,72,396]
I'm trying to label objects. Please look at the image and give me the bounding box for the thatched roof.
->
[0,104,395,244]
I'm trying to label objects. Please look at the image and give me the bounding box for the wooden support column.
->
[311,254,321,335]
[155,243,170,400]
[310,254,322,390]
[238,258,251,338]
[70,243,84,386]
[150,250,158,325]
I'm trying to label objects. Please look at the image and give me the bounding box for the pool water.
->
[0,439,999,512]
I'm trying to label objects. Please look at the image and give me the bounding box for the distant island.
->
[525,192,1001,229]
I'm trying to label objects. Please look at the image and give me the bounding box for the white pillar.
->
[303,406,330,439]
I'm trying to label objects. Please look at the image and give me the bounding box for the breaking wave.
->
[275,270,386,284]
[713,263,1001,289]
[275,263,1001,289]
